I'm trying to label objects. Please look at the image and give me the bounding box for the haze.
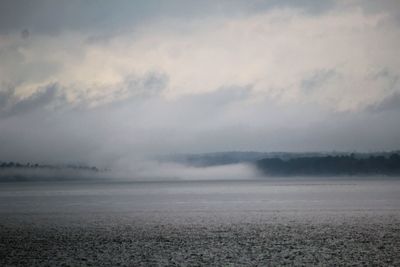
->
[1,0,400,170]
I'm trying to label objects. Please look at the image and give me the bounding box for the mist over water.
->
[0,162,259,182]
[1,1,400,265]
[112,162,261,181]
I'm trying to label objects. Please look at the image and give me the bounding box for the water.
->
[1,177,399,224]
[1,177,400,265]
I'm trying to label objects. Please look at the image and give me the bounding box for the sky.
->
[1,0,400,167]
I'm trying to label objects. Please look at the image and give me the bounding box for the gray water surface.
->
[1,177,400,266]
[1,177,399,224]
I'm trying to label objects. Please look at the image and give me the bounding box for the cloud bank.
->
[0,0,400,171]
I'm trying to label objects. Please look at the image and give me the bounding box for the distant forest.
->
[2,152,400,177]
[256,154,400,176]
[0,162,99,172]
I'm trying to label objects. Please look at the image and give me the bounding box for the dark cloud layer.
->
[0,0,337,35]
[368,92,400,113]
[0,83,65,118]
[2,0,399,36]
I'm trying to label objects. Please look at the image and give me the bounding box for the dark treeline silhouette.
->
[0,162,99,172]
[256,153,400,176]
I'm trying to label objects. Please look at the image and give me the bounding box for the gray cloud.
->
[124,71,168,98]
[1,0,400,173]
[372,68,399,89]
[0,88,13,108]
[1,82,399,168]
[368,92,400,112]
[351,0,400,17]
[0,83,65,118]
[0,0,337,35]
[301,69,338,93]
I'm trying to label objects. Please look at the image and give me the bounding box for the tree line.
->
[255,153,400,176]
[0,162,99,172]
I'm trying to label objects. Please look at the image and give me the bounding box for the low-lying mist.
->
[0,160,261,182]
[125,162,261,181]
[0,167,104,182]
[2,85,400,171]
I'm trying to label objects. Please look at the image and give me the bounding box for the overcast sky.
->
[1,0,400,166]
